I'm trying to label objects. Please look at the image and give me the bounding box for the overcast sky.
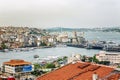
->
[0,0,120,28]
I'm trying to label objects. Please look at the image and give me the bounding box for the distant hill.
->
[102,27,120,32]
[46,27,120,32]
[46,27,93,32]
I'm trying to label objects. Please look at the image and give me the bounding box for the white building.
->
[3,59,34,76]
[96,51,120,64]
[68,54,82,63]
[56,33,68,43]
[48,37,54,43]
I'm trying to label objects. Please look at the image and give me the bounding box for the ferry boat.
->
[103,42,120,52]
[86,41,106,50]
[67,43,85,48]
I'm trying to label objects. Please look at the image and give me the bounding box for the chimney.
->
[92,72,98,80]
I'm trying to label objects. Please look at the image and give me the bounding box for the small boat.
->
[3,49,9,52]
[34,55,39,58]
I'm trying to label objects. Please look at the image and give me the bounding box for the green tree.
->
[40,42,47,46]
[34,63,41,70]
[45,63,55,68]
[1,42,7,49]
[57,58,63,62]
[82,55,86,62]
[63,56,68,60]
[92,55,99,63]
[99,61,110,65]
[88,57,93,62]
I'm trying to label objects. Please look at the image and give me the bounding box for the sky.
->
[0,0,120,28]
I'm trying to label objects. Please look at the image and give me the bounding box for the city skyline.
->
[0,0,120,28]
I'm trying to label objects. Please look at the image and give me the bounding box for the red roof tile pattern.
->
[3,59,31,66]
[36,62,115,80]
[105,73,120,80]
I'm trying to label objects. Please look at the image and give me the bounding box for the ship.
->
[67,43,85,48]
[103,41,120,52]
[67,31,86,48]
[86,41,106,50]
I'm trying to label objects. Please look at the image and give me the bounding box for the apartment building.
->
[2,59,34,76]
[96,51,120,64]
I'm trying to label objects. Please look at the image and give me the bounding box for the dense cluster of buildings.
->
[0,26,86,50]
[0,26,48,49]
[1,27,120,80]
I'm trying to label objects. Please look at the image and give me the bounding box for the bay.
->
[0,47,100,65]
[0,31,120,65]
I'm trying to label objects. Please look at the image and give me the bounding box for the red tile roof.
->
[105,73,120,80]
[3,59,31,66]
[36,62,115,80]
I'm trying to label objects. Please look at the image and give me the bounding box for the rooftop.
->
[3,59,31,66]
[36,61,119,80]
[106,73,120,80]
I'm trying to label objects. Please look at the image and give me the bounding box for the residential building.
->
[2,59,34,77]
[56,33,68,43]
[96,51,120,64]
[68,54,82,63]
[0,26,48,48]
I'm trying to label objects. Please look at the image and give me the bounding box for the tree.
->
[31,70,44,76]
[92,55,99,63]
[34,63,41,70]
[45,63,55,68]
[88,55,99,63]
[88,57,93,62]
[40,42,47,46]
[1,42,7,49]
[63,56,68,60]
[57,58,63,62]
[81,55,86,62]
[99,61,110,65]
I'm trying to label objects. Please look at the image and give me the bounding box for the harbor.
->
[0,27,120,79]
[0,31,120,65]
[66,31,120,52]
[1,0,120,79]
[0,47,100,65]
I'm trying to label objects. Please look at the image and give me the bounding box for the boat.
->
[67,43,85,48]
[3,49,9,52]
[103,46,120,52]
[34,55,39,58]
[55,43,67,47]
[86,41,106,50]
[103,41,120,52]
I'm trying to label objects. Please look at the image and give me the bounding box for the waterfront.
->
[0,47,100,65]
[0,31,120,65]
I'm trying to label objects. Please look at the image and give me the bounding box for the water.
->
[0,31,120,65]
[0,47,100,65]
[84,31,120,43]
